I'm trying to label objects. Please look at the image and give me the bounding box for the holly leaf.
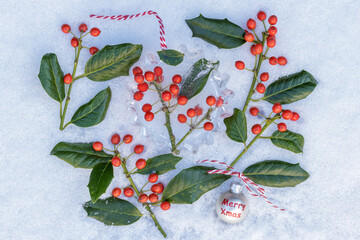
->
[85,43,142,81]
[179,58,219,99]
[88,162,114,203]
[38,53,65,102]
[224,108,247,143]
[262,70,318,104]
[269,130,304,153]
[161,166,230,204]
[157,49,184,66]
[135,154,182,175]
[185,14,246,49]
[243,160,310,187]
[83,197,142,225]
[70,87,111,127]
[50,142,112,169]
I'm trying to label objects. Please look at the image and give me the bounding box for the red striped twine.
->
[90,10,167,49]
[198,159,285,211]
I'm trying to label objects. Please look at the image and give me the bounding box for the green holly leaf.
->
[83,197,142,225]
[70,87,111,127]
[262,70,318,104]
[50,142,112,169]
[243,160,310,187]
[157,49,184,66]
[269,130,304,153]
[85,44,142,81]
[186,14,246,49]
[38,53,65,102]
[161,166,230,204]
[135,154,182,175]
[224,108,247,143]
[179,58,219,99]
[88,162,114,203]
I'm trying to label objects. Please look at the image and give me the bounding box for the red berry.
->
[90,27,101,37]
[142,103,152,112]
[151,183,164,193]
[249,107,259,116]
[257,11,267,21]
[216,96,224,107]
[172,74,182,84]
[206,96,216,106]
[149,193,159,203]
[268,26,277,36]
[187,108,196,118]
[79,23,88,32]
[89,47,99,55]
[250,45,257,55]
[134,74,144,83]
[204,122,214,131]
[267,36,276,48]
[134,145,144,154]
[138,83,149,92]
[63,73,72,84]
[71,37,79,47]
[136,159,146,169]
[145,71,155,82]
[169,84,179,95]
[111,134,121,144]
[160,201,171,210]
[148,173,158,183]
[162,91,172,102]
[251,124,262,134]
[133,91,144,101]
[254,43,263,55]
[282,110,293,120]
[268,15,278,25]
[111,156,121,167]
[61,24,71,33]
[144,111,154,121]
[112,188,121,197]
[195,105,203,116]
[244,32,255,42]
[154,66,163,76]
[123,134,133,144]
[177,96,188,105]
[247,18,256,30]
[269,56,278,65]
[133,66,143,75]
[92,141,103,151]
[124,187,134,197]
[235,61,245,70]
[278,122,287,132]
[139,193,148,203]
[178,114,187,123]
[291,112,300,121]
[278,56,287,66]
[260,72,269,81]
[256,83,266,94]
[272,103,282,113]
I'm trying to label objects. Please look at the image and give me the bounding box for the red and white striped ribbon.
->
[198,159,285,211]
[90,10,168,49]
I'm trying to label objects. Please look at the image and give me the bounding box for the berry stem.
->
[152,82,177,153]
[242,32,267,114]
[175,108,213,148]
[119,155,167,238]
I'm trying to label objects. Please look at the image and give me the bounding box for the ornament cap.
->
[230,182,242,194]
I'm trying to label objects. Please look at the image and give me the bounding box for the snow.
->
[1,0,360,239]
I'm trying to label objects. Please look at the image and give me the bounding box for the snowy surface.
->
[1,0,360,239]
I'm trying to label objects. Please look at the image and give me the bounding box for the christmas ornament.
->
[216,182,249,223]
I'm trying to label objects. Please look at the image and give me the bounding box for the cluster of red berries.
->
[132,66,221,131]
[61,23,101,85]
[249,103,300,134]
[92,133,170,211]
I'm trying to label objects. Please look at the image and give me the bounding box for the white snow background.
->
[1,0,360,239]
